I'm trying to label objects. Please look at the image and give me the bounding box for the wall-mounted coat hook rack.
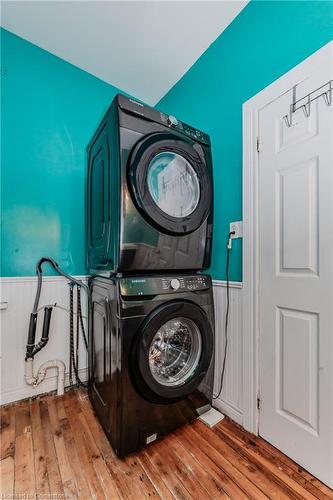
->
[283,79,332,128]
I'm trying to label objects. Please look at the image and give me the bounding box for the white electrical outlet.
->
[229,221,243,239]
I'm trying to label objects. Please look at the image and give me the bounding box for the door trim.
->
[242,41,333,434]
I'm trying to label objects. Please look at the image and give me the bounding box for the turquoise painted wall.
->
[158,0,333,281]
[1,28,128,276]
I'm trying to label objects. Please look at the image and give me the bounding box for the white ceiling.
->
[1,0,248,105]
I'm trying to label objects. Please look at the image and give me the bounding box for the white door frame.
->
[242,41,333,434]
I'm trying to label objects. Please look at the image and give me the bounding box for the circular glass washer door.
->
[133,300,214,402]
[149,317,202,386]
[128,133,212,235]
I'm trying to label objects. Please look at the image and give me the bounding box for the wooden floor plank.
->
[47,396,79,499]
[221,417,333,499]
[145,443,194,500]
[1,456,15,497]
[1,389,331,500]
[125,455,161,499]
[157,438,211,499]
[215,422,322,500]
[0,404,15,461]
[55,397,92,500]
[0,404,15,500]
[137,450,176,500]
[190,421,292,499]
[172,429,235,498]
[178,424,256,500]
[165,433,230,499]
[30,398,50,497]
[14,402,36,497]
[39,398,64,497]
[62,393,107,500]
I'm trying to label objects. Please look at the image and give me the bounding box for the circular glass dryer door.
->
[147,153,200,218]
[128,133,212,235]
[133,301,214,402]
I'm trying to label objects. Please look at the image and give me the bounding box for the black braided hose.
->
[77,286,88,350]
[69,282,74,387]
[69,283,87,388]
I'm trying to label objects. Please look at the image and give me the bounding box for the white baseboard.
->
[212,396,243,426]
[1,368,88,405]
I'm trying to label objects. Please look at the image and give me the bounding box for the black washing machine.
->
[86,94,213,274]
[88,273,215,457]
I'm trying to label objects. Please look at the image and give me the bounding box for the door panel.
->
[277,307,318,433]
[258,66,333,486]
[277,158,318,274]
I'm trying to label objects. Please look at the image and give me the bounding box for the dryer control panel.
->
[117,94,210,145]
[120,274,211,297]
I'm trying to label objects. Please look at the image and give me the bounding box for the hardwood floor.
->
[1,389,332,499]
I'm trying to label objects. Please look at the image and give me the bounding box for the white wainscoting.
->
[1,276,243,419]
[0,276,88,405]
[212,280,243,425]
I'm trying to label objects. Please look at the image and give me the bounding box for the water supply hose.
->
[25,256,89,389]
[32,256,88,315]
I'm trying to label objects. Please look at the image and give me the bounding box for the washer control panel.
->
[120,275,211,297]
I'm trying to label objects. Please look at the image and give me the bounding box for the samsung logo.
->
[131,279,146,283]
[129,99,144,107]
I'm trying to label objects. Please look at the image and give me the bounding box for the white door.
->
[258,49,333,486]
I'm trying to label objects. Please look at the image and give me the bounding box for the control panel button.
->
[168,115,178,127]
[170,278,180,290]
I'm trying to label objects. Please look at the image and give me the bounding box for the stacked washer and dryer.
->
[86,95,215,457]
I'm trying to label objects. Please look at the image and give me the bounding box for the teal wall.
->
[2,1,332,279]
[1,29,127,276]
[158,1,333,281]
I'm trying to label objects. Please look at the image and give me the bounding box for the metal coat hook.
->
[322,80,332,106]
[283,86,297,128]
[283,79,333,128]
[302,95,311,118]
[283,106,293,128]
